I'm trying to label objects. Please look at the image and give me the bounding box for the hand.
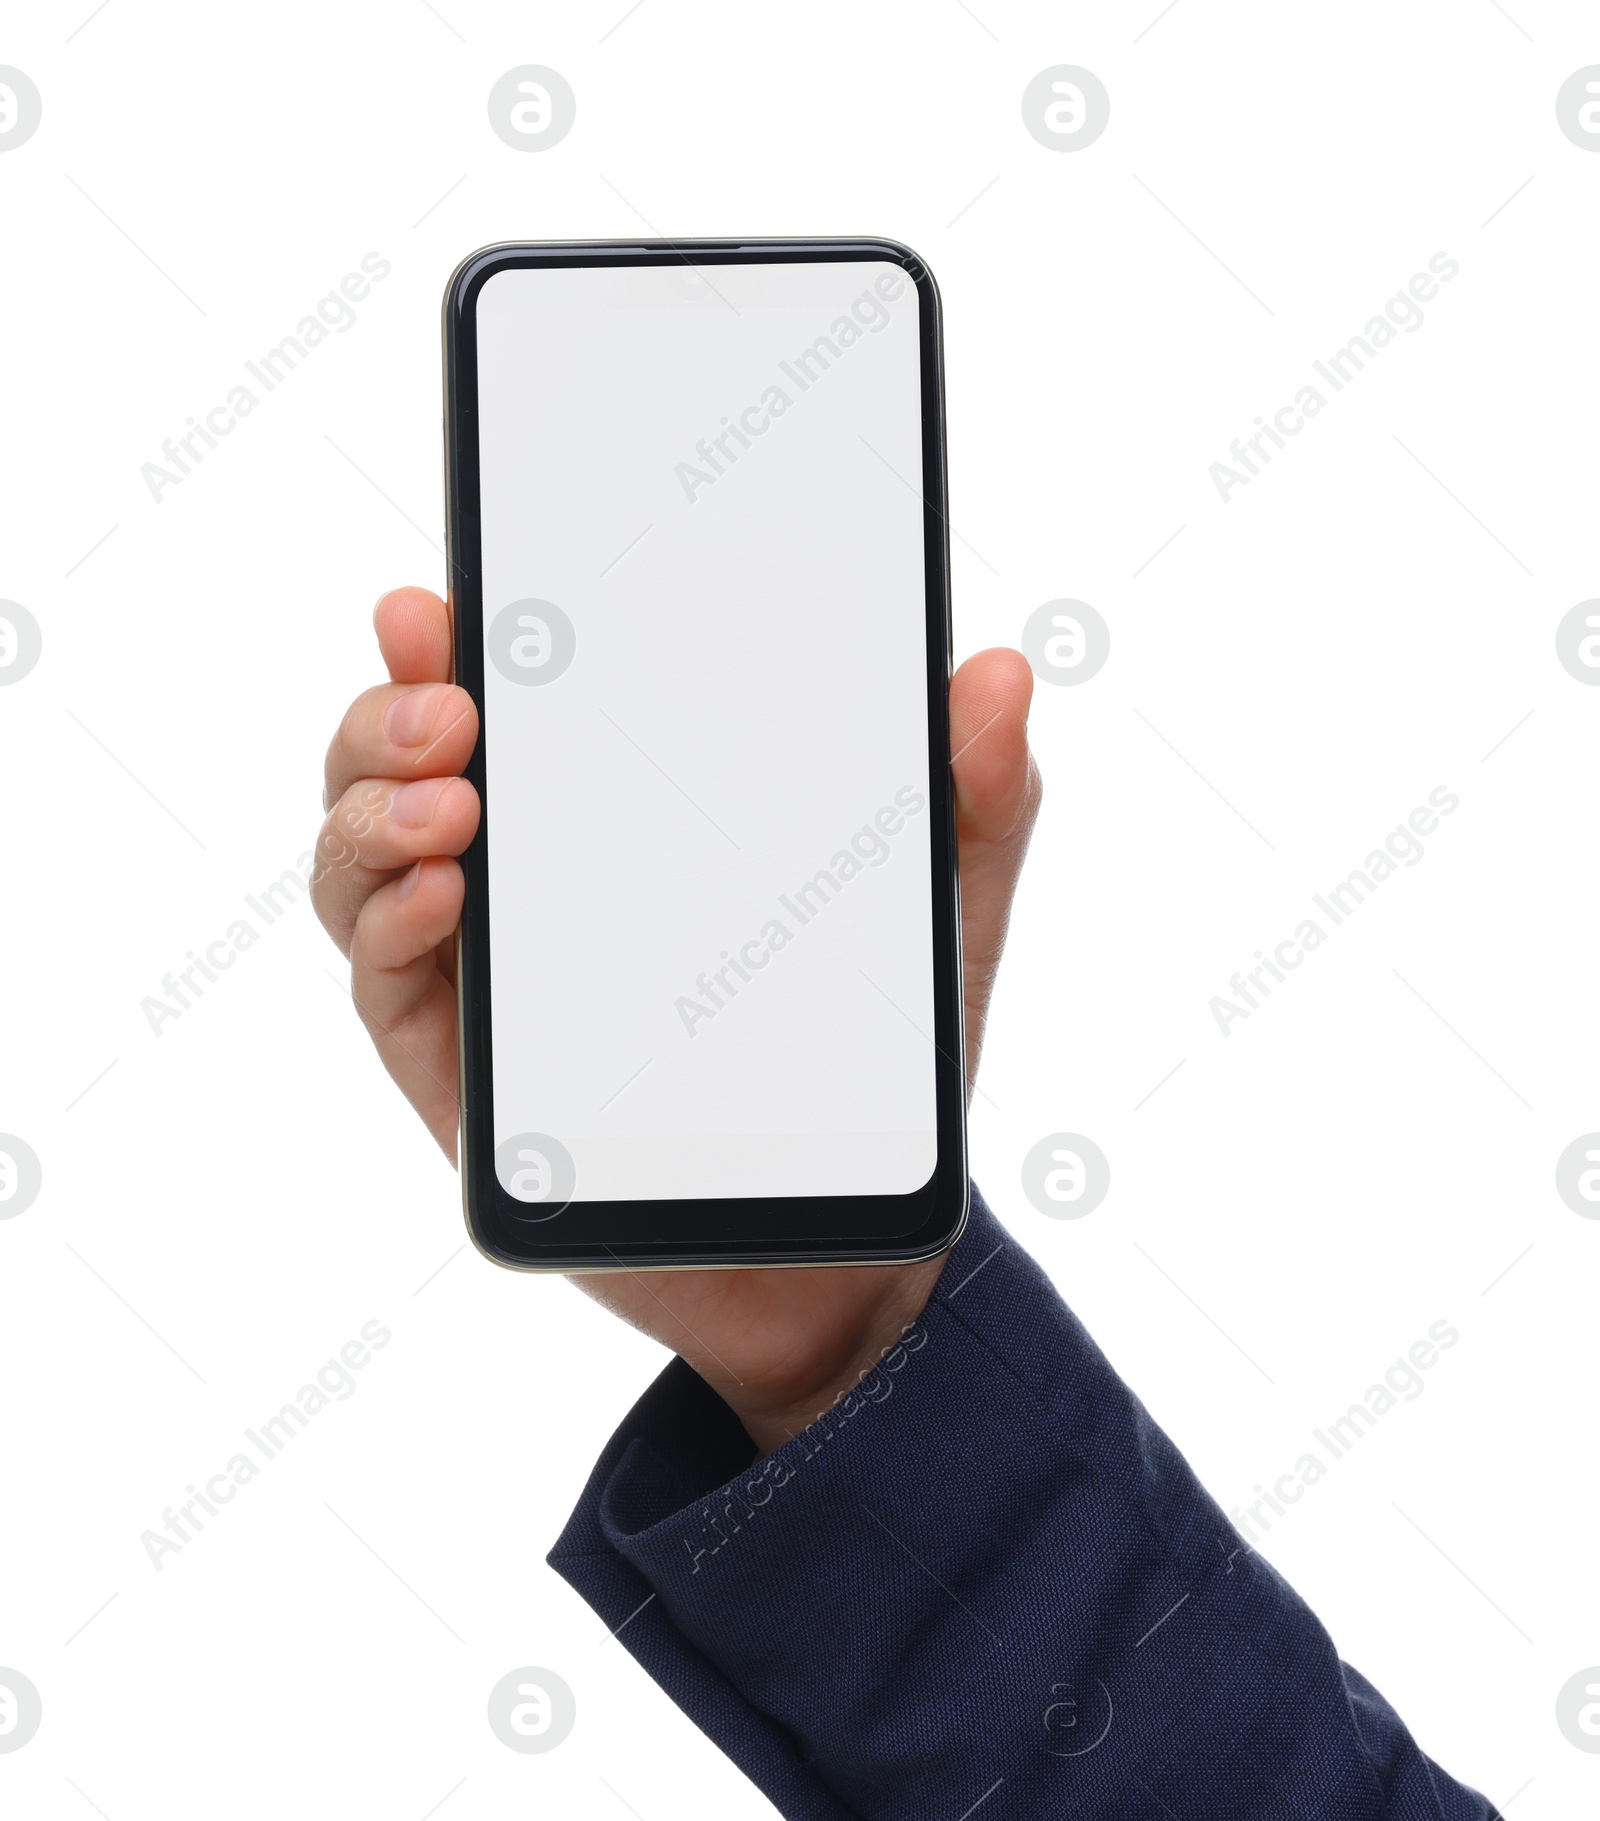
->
[315,586,1041,1452]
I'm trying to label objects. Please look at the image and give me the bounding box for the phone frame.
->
[443,237,966,1272]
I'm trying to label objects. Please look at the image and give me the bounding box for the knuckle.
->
[324,685,388,793]
[322,724,352,808]
[333,778,391,849]
[310,812,365,882]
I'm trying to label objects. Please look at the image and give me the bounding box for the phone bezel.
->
[443,237,966,1271]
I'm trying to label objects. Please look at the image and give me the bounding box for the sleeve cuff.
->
[549,1186,1495,1821]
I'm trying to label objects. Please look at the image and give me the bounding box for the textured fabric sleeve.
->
[548,1185,1500,1820]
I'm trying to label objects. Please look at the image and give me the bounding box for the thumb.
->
[951,647,1037,848]
[949,648,1041,1085]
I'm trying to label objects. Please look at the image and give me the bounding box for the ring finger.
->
[312,775,480,953]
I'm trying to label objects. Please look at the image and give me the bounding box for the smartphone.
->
[442,238,965,1271]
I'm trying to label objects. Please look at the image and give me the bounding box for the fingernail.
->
[396,861,422,900]
[385,685,449,748]
[389,779,448,829]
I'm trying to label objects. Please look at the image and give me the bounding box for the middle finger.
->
[323,681,479,811]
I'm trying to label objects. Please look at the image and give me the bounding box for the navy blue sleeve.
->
[548,1185,1500,1820]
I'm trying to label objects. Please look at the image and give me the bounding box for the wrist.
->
[730,1252,947,1455]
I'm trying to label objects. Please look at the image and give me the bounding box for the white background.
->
[1,2,1595,1815]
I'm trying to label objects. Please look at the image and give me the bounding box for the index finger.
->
[375,586,453,685]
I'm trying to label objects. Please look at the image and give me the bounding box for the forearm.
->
[549,1185,1498,1819]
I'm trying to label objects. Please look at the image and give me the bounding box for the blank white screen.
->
[477,259,936,1202]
